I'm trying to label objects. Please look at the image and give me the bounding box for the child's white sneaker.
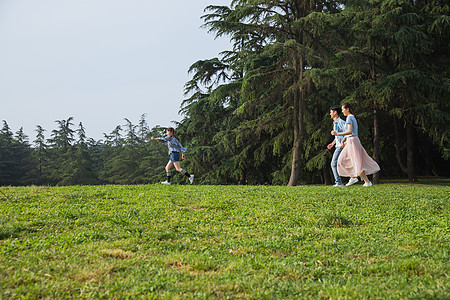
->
[189,175,194,184]
[346,178,359,186]
[333,183,345,187]
[363,182,373,187]
[161,180,171,185]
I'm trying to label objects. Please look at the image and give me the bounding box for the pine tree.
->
[334,0,450,182]
[0,121,19,185]
[32,125,47,185]
[46,118,76,185]
[66,122,98,185]
[99,125,126,184]
[14,128,35,185]
[198,0,342,185]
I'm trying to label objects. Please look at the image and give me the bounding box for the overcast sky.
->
[0,0,231,141]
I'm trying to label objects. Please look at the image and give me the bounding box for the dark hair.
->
[341,102,359,125]
[166,127,179,140]
[330,105,341,114]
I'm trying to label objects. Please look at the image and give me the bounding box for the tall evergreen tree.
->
[14,128,35,185]
[0,121,19,185]
[181,57,243,184]
[334,0,450,182]
[66,122,98,185]
[99,125,126,184]
[32,125,48,185]
[46,118,76,185]
[197,0,342,185]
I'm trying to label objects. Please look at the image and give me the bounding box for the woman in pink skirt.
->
[331,102,380,186]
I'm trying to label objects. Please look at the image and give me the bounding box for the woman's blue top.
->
[346,115,358,137]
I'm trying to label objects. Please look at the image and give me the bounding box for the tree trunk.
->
[394,118,408,174]
[394,119,417,182]
[372,108,381,184]
[369,55,380,184]
[287,52,305,186]
[423,137,432,176]
[323,167,332,185]
[238,169,247,185]
[288,88,304,186]
[406,123,416,182]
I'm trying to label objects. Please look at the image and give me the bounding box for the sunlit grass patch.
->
[0,184,448,299]
[101,249,134,259]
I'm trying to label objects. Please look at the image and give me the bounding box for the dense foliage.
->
[178,0,450,185]
[0,117,173,186]
[0,0,449,186]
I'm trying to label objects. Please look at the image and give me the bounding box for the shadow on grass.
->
[0,223,37,240]
[321,212,354,228]
[379,177,450,186]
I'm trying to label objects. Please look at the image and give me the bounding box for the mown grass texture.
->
[0,183,449,299]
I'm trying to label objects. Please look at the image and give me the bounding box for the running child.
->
[151,127,194,185]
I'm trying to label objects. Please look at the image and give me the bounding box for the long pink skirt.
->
[337,137,380,177]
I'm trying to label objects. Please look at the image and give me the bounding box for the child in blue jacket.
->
[151,127,194,185]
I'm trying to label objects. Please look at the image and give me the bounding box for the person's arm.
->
[327,140,336,149]
[332,123,353,136]
[174,139,187,159]
[151,136,167,143]
[180,145,187,159]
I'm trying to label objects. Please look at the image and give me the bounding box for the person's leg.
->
[174,161,194,184]
[173,161,182,172]
[174,161,191,176]
[359,170,370,184]
[346,176,359,186]
[343,138,360,186]
[164,161,174,184]
[165,160,174,173]
[331,148,343,185]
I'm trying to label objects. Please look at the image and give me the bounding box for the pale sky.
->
[0,0,231,141]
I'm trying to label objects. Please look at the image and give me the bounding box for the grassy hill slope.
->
[1,184,449,298]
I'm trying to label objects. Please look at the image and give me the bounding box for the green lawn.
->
[1,183,449,299]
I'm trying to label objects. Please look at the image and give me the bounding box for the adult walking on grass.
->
[327,105,347,187]
[331,102,380,186]
[151,127,194,185]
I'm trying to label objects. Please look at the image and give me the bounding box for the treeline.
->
[0,117,174,186]
[1,0,449,186]
[176,0,450,185]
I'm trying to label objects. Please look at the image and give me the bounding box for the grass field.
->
[0,182,449,299]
